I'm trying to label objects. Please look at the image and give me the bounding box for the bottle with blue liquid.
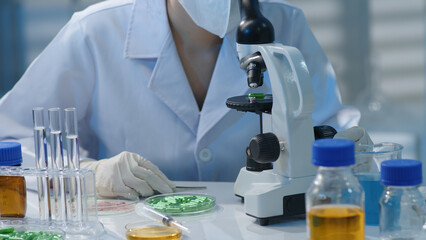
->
[379,159,425,240]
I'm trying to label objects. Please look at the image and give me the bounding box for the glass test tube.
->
[48,107,67,222]
[32,107,51,221]
[64,107,84,222]
[65,108,80,170]
[33,108,48,170]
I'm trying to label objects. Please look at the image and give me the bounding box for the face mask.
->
[177,0,240,38]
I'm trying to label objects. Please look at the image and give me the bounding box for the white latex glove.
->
[334,126,374,151]
[80,151,176,198]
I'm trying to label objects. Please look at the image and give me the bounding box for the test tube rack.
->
[0,166,104,239]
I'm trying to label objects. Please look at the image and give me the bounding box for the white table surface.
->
[24,180,381,239]
[92,181,381,240]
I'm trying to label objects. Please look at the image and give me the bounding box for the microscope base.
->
[234,167,314,225]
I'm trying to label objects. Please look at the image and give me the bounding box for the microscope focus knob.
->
[248,133,280,164]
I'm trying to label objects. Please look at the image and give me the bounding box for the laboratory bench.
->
[71,181,382,240]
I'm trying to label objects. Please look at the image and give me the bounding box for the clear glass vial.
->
[306,139,365,240]
[379,159,424,240]
[0,142,26,218]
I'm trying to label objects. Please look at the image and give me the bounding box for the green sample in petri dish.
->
[0,227,64,239]
[145,194,215,215]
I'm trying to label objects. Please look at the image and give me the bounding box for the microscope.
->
[227,0,336,225]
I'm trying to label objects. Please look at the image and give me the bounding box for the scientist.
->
[0,0,370,198]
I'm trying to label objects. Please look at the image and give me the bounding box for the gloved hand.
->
[334,126,374,151]
[80,151,175,198]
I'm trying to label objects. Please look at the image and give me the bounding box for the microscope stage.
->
[226,94,272,114]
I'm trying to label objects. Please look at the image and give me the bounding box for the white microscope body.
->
[233,43,316,225]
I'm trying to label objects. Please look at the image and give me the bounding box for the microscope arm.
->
[237,43,316,178]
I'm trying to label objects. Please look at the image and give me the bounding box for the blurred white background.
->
[286,0,425,177]
[1,0,425,177]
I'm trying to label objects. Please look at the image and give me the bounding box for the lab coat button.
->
[199,148,212,162]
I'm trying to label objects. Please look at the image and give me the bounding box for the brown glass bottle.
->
[0,142,27,218]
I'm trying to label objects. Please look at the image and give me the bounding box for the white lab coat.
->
[0,0,358,181]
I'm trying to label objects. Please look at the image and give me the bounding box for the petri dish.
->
[0,224,65,239]
[96,193,140,216]
[125,221,182,240]
[145,193,216,215]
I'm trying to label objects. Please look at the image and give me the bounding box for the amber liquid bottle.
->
[306,139,365,240]
[0,142,27,218]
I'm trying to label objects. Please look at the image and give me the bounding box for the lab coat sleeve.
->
[0,14,97,167]
[288,8,360,131]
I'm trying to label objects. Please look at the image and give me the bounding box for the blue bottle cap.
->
[0,142,23,166]
[381,159,422,186]
[312,138,355,167]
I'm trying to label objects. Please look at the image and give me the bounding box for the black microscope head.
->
[237,0,275,44]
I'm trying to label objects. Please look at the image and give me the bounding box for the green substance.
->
[248,93,265,99]
[146,195,215,214]
[0,228,63,240]
[0,228,14,234]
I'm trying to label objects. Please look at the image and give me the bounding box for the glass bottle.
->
[0,142,26,218]
[306,139,365,240]
[379,159,425,240]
